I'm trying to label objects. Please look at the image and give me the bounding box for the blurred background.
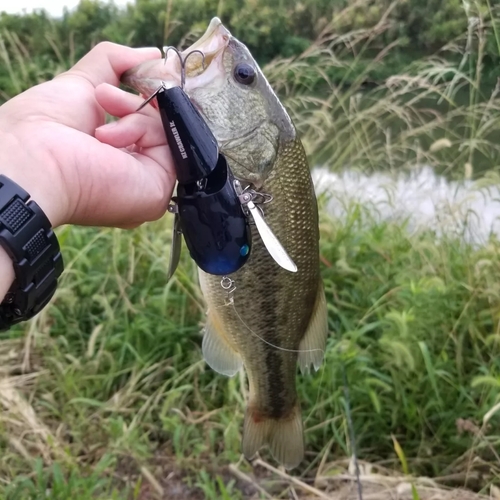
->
[1,1,500,499]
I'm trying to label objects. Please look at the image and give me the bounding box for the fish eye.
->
[234,63,256,85]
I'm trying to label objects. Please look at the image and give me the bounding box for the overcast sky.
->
[0,0,131,17]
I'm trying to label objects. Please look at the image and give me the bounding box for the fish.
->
[121,17,328,469]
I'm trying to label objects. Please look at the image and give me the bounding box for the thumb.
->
[65,42,161,88]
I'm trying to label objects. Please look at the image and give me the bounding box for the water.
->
[312,166,500,245]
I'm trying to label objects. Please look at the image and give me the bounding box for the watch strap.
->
[0,175,64,331]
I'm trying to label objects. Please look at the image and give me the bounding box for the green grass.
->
[1,2,500,498]
[1,207,500,498]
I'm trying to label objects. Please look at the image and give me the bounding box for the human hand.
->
[0,42,172,229]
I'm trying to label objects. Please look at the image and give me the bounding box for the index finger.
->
[49,43,161,133]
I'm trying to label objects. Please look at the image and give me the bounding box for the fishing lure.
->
[137,47,297,279]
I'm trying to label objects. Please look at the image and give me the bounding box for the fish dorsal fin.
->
[202,310,243,377]
[298,283,328,374]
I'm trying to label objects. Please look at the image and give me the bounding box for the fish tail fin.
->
[242,403,304,470]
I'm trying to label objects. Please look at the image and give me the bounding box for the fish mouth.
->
[121,17,230,99]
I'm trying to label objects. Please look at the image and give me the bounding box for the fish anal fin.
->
[202,311,242,377]
[243,403,304,470]
[298,283,328,374]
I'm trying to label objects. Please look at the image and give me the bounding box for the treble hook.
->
[135,47,206,112]
[164,46,206,90]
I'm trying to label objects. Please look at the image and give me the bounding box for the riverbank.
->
[1,192,500,497]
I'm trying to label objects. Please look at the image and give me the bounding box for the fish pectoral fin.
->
[243,403,304,470]
[202,312,243,377]
[298,283,328,374]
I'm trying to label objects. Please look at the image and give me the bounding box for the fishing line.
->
[227,299,325,357]
[215,276,324,356]
[341,359,363,500]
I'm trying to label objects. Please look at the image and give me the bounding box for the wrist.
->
[0,174,64,329]
[0,245,14,302]
[0,129,69,228]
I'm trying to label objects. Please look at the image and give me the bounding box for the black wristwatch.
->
[0,175,64,331]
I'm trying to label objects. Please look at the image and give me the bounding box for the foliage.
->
[1,0,500,99]
[1,200,500,497]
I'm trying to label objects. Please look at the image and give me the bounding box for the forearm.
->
[0,246,14,302]
[0,131,65,305]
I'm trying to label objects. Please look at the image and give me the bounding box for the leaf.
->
[418,341,442,407]
[471,375,500,388]
[392,434,409,475]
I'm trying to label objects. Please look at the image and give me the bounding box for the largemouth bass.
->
[122,18,328,469]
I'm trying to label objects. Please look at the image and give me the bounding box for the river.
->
[312,166,500,245]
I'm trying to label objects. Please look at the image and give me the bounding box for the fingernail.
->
[134,47,161,54]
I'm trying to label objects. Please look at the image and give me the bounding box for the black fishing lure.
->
[158,85,252,276]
